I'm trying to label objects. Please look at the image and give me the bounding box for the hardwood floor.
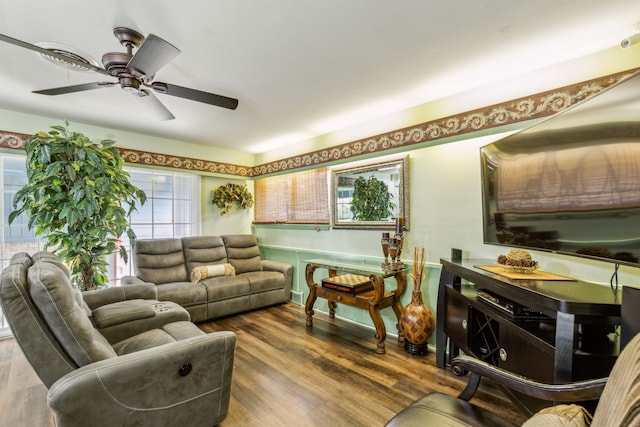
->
[0,303,528,426]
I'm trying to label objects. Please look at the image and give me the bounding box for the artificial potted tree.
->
[350,175,396,221]
[9,123,147,291]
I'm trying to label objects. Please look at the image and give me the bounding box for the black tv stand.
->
[436,258,621,414]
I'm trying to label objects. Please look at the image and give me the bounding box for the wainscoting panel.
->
[259,244,441,345]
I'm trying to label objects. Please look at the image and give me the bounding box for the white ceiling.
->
[1,1,640,155]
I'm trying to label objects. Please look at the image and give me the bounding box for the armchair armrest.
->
[451,355,607,402]
[82,282,158,310]
[48,331,236,427]
[120,275,154,286]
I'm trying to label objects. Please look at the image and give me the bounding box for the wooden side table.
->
[304,258,407,354]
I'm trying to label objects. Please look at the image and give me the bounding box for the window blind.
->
[254,168,329,224]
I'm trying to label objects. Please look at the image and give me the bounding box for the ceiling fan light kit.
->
[33,42,101,72]
[0,26,239,120]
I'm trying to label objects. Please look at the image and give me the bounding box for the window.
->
[254,167,329,224]
[0,158,200,334]
[0,155,45,334]
[109,168,200,284]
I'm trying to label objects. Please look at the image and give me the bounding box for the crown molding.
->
[1,68,637,177]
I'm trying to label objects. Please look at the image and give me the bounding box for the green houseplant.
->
[212,183,254,215]
[9,123,147,290]
[350,175,396,221]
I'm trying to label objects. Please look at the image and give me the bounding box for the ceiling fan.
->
[0,27,239,120]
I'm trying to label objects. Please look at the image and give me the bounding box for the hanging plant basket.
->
[212,183,254,215]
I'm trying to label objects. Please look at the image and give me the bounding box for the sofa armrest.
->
[261,260,293,295]
[451,355,606,402]
[82,283,158,310]
[48,331,236,427]
[261,260,292,277]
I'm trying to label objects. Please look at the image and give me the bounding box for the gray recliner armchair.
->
[0,251,236,427]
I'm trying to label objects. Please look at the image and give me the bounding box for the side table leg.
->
[369,304,387,354]
[391,296,405,342]
[305,263,319,327]
[305,286,317,327]
[328,300,337,319]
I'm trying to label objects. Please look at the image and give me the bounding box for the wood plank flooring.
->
[0,303,528,426]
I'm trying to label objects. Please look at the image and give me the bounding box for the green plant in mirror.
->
[350,175,396,221]
[9,123,147,291]
[212,183,254,215]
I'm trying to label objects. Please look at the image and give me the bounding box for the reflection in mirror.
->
[331,155,409,229]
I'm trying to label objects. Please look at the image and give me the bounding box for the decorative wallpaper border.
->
[118,148,252,176]
[250,68,638,176]
[1,68,637,177]
[0,131,30,150]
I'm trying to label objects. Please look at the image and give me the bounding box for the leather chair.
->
[386,331,640,426]
[0,251,236,427]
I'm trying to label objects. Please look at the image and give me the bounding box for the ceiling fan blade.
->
[150,82,239,110]
[33,82,117,95]
[127,34,180,80]
[133,89,175,121]
[0,32,110,76]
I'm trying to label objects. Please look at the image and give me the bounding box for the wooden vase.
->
[401,290,435,355]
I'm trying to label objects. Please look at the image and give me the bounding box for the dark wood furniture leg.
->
[305,263,318,326]
[369,273,387,354]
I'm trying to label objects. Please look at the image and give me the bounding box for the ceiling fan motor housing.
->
[101,52,133,75]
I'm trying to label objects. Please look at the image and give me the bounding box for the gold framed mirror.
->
[331,155,409,229]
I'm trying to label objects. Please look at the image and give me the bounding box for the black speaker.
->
[621,286,640,350]
[451,248,462,262]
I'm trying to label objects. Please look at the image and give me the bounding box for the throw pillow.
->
[191,263,235,282]
[523,404,593,427]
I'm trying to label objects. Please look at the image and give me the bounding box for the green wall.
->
[254,132,640,343]
[259,243,441,346]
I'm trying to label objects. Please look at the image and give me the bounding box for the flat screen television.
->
[480,70,640,268]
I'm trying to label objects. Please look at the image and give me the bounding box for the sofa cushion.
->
[162,319,207,340]
[201,276,251,301]
[112,320,205,355]
[241,271,286,293]
[221,234,263,274]
[95,300,190,343]
[28,261,117,366]
[183,236,228,273]
[156,282,208,307]
[134,238,188,284]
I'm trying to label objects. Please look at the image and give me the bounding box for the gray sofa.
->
[123,234,293,322]
[0,251,236,427]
